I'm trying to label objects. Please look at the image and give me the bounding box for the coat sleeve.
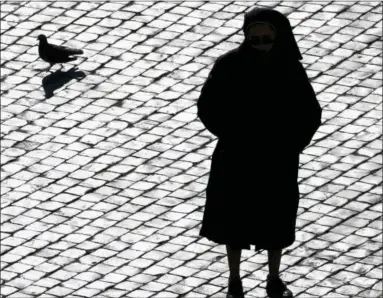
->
[197,57,228,138]
[293,63,322,153]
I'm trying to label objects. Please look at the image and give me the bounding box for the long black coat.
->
[197,47,322,251]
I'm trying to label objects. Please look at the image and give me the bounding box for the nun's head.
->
[242,7,303,60]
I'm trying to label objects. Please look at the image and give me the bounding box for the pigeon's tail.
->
[66,57,78,62]
[67,48,84,55]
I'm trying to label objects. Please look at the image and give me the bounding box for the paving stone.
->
[1,2,382,298]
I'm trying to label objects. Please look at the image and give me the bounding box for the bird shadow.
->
[42,67,86,98]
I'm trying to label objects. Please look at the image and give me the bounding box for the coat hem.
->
[199,230,295,252]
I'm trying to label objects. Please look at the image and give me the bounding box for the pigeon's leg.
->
[59,64,68,75]
[47,63,54,73]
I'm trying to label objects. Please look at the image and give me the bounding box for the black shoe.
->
[226,278,244,298]
[266,274,293,298]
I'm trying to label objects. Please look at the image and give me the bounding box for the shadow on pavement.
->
[42,67,86,98]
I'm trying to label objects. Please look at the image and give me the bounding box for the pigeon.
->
[37,34,84,70]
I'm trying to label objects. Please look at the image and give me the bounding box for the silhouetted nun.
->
[197,7,322,298]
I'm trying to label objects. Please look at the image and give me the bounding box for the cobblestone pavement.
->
[1,1,382,297]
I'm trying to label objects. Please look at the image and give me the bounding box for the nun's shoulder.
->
[215,48,242,67]
[289,60,309,78]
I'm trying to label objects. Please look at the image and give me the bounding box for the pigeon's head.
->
[37,34,47,42]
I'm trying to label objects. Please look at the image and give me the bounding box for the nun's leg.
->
[267,248,282,278]
[226,244,242,280]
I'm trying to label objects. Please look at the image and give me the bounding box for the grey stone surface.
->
[1,1,382,298]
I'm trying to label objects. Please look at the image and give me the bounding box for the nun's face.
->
[248,22,276,52]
